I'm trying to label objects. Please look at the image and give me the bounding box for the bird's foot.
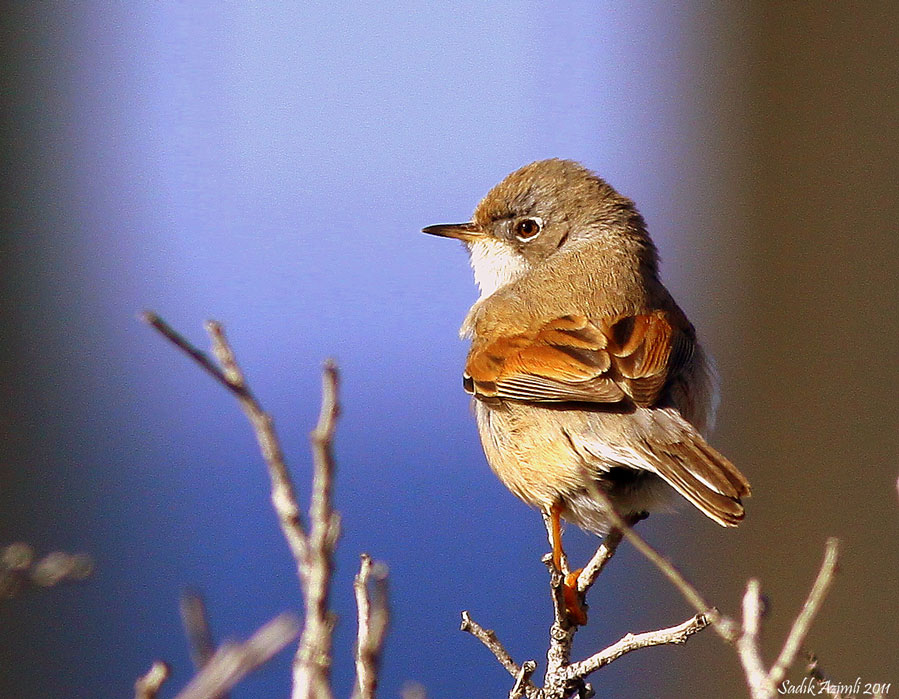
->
[562,568,587,626]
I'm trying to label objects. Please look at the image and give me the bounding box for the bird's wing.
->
[464,311,694,406]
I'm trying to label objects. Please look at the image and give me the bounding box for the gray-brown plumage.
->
[424,158,750,542]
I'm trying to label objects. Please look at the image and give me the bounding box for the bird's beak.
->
[421,221,483,242]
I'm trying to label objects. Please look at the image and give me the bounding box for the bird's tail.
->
[644,409,751,526]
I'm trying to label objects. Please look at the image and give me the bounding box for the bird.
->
[422,159,750,625]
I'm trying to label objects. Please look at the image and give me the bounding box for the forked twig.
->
[581,477,841,699]
[564,612,711,679]
[465,468,841,698]
[173,614,301,699]
[144,313,349,699]
[463,524,708,699]
[352,553,390,699]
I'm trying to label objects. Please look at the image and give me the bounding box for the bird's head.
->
[423,159,649,298]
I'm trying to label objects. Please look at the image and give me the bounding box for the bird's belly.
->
[474,399,586,509]
[473,399,675,534]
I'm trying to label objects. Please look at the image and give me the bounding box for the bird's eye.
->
[514,217,542,242]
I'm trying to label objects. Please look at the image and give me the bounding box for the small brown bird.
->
[423,159,750,624]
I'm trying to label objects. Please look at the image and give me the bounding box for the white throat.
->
[467,237,528,299]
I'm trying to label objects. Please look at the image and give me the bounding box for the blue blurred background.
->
[2,3,897,697]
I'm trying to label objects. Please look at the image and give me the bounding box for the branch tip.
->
[135,660,170,699]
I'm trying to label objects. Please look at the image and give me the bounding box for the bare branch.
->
[180,590,218,674]
[541,554,572,644]
[576,528,625,594]
[145,317,401,698]
[293,361,341,699]
[509,660,537,699]
[575,512,646,596]
[135,661,170,699]
[1,543,93,599]
[578,471,843,699]
[735,539,841,699]
[805,653,868,699]
[465,521,714,698]
[353,554,390,699]
[141,312,243,399]
[579,477,732,639]
[144,313,311,571]
[738,580,773,698]
[204,320,311,572]
[543,581,576,694]
[456,462,842,699]
[565,612,711,680]
[460,611,523,680]
[460,611,543,698]
[145,315,348,699]
[768,538,840,688]
[174,613,300,699]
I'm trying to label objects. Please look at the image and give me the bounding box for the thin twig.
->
[294,361,341,699]
[565,612,711,679]
[805,652,868,699]
[174,613,300,699]
[575,512,646,596]
[460,611,543,698]
[141,312,243,398]
[465,461,841,698]
[768,538,840,688]
[204,321,311,572]
[510,660,537,699]
[737,539,841,699]
[580,470,842,699]
[144,313,311,571]
[145,314,346,699]
[135,661,170,699]
[467,520,712,697]
[576,528,625,594]
[353,553,390,699]
[460,611,523,679]
[180,590,219,678]
[579,476,732,638]
[738,580,773,698]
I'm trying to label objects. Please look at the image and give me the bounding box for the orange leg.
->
[550,502,565,571]
[549,503,588,626]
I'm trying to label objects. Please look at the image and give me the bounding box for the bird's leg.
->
[549,503,566,572]
[548,503,588,626]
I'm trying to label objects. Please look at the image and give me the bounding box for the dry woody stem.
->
[143,313,389,699]
[737,539,840,699]
[144,311,843,699]
[463,540,709,699]
[352,553,390,699]
[460,611,525,681]
[173,614,301,699]
[180,590,218,674]
[1,543,93,600]
[462,471,841,699]
[135,661,170,699]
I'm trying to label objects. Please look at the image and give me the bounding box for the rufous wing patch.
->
[465,310,694,406]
